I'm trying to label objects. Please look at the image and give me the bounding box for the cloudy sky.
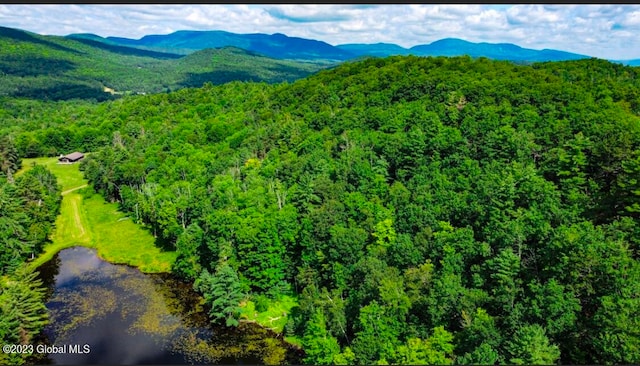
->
[1,4,639,60]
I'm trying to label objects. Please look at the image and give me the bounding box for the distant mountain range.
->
[71,30,355,61]
[337,38,591,63]
[622,59,640,66]
[73,29,640,65]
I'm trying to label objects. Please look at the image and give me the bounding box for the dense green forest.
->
[2,55,640,364]
[0,137,61,365]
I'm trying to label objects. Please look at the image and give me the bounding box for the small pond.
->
[32,247,301,365]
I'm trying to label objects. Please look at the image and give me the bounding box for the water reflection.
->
[35,247,300,365]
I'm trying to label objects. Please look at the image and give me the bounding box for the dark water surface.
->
[33,247,301,365]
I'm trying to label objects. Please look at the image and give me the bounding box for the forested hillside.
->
[0,26,326,101]
[2,55,640,364]
[0,140,61,364]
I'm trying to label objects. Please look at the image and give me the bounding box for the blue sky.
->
[1,5,639,60]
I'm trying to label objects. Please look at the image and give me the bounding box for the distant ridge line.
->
[75,29,595,63]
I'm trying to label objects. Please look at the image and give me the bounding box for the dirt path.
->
[70,195,86,237]
[62,184,88,196]
[26,156,176,273]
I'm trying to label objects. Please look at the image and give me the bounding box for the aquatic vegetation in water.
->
[171,324,293,365]
[41,248,299,364]
[122,276,182,337]
[49,286,117,337]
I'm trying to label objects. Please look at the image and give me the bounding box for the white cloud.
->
[506,5,563,25]
[621,10,640,27]
[0,5,639,59]
[466,9,509,31]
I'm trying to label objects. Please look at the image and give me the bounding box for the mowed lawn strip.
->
[21,157,176,273]
[28,192,92,270]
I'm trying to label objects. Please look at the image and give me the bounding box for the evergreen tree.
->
[0,136,21,179]
[0,266,49,365]
[194,263,246,327]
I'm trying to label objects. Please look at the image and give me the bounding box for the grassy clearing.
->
[18,157,86,192]
[239,294,298,334]
[24,157,176,273]
[82,192,177,272]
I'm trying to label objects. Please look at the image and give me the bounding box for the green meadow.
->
[239,294,298,334]
[20,157,176,273]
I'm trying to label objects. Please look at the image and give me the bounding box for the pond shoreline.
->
[34,247,302,365]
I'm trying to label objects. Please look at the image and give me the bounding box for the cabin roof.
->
[60,152,84,161]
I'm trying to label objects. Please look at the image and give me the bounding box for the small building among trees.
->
[58,152,85,164]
